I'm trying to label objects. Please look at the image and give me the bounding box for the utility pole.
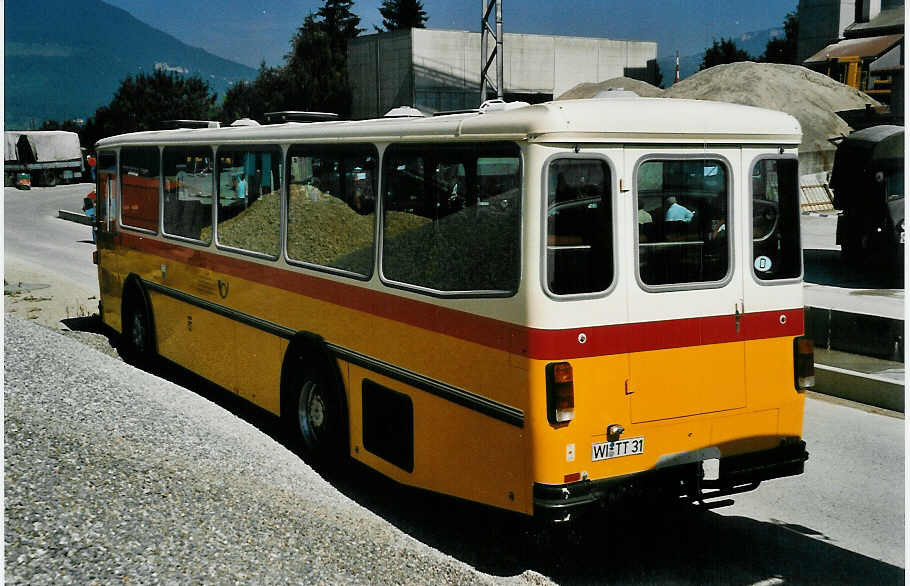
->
[480,0,503,103]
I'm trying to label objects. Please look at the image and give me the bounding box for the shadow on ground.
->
[804,249,904,289]
[64,318,903,585]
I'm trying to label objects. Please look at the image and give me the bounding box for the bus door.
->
[626,150,746,423]
[96,150,121,329]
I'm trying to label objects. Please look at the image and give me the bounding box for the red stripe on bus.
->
[117,233,804,359]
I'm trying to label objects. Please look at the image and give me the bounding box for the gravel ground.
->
[4,315,552,585]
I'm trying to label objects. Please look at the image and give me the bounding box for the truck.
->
[4,131,85,187]
[830,124,904,263]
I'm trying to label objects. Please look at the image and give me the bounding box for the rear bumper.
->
[533,440,808,522]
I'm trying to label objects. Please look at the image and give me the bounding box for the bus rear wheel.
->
[289,363,347,464]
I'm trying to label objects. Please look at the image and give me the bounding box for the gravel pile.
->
[381,197,520,292]
[4,315,551,585]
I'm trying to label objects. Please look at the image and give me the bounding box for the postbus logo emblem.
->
[754,256,772,272]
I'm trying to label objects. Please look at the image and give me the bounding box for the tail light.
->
[546,361,575,424]
[794,336,815,389]
[92,250,99,265]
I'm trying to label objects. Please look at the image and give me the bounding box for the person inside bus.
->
[664,196,695,222]
[235,173,247,199]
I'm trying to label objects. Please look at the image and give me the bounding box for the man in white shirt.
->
[665,196,694,222]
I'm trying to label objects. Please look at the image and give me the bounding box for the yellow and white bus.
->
[93,98,813,521]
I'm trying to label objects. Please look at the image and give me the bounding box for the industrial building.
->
[798,0,904,111]
[347,28,658,120]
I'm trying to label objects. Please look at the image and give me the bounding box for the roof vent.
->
[230,118,261,127]
[160,120,221,129]
[264,111,339,124]
[478,99,530,113]
[384,106,426,118]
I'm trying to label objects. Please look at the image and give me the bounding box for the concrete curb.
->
[58,209,93,226]
[813,363,904,413]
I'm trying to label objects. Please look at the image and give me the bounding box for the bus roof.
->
[95,98,802,148]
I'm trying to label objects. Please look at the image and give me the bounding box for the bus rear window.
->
[637,159,730,286]
[546,158,613,295]
[381,142,521,294]
[752,158,801,280]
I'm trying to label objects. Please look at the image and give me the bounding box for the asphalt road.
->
[4,184,98,291]
[4,185,906,583]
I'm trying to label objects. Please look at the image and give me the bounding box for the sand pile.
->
[665,63,878,173]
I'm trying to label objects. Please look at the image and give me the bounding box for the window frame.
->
[632,153,736,293]
[213,143,283,262]
[160,144,216,247]
[283,142,380,281]
[118,145,161,236]
[748,153,803,285]
[378,141,524,299]
[539,151,618,300]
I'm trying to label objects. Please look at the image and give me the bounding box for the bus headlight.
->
[546,361,575,424]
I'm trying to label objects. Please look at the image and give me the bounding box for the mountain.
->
[4,0,258,129]
[656,27,784,87]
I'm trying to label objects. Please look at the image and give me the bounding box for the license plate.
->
[592,437,645,461]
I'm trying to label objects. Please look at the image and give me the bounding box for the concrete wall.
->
[348,29,657,119]
[349,31,415,122]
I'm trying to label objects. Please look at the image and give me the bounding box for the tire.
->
[119,294,154,368]
[287,360,347,464]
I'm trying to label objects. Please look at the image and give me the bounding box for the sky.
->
[104,0,799,69]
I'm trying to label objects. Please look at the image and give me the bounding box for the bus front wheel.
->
[120,295,154,368]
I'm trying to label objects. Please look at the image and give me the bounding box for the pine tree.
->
[377,0,428,32]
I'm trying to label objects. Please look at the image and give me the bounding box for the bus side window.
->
[119,147,160,233]
[286,144,377,276]
[162,146,214,243]
[214,145,282,257]
[381,142,521,294]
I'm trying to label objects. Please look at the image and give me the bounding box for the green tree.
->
[700,38,753,70]
[220,62,293,123]
[82,70,217,144]
[377,0,428,31]
[761,11,799,64]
